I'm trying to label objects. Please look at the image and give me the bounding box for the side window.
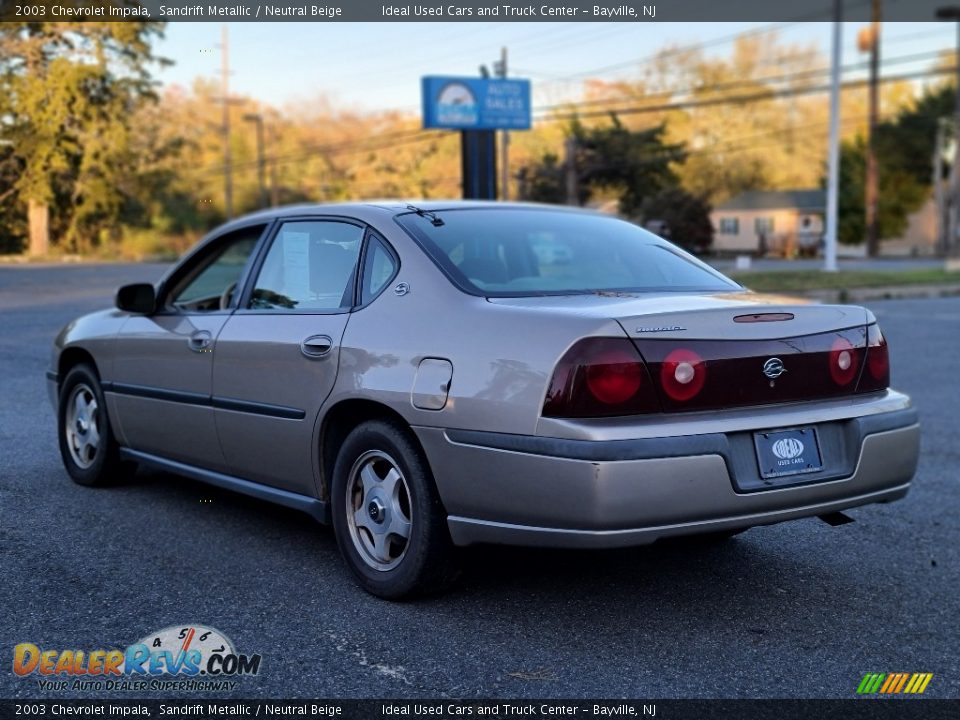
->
[168,225,265,312]
[361,237,398,305]
[250,220,364,311]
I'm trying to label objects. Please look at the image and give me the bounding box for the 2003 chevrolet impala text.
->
[48,202,920,598]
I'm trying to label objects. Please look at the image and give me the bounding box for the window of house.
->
[755,217,775,235]
[718,218,739,235]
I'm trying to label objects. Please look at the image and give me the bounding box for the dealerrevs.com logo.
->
[12,624,262,692]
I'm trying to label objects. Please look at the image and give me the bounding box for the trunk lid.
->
[487,291,867,340]
[489,291,880,413]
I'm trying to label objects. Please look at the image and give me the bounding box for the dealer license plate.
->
[754,427,823,479]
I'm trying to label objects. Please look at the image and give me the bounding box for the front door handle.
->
[188,330,213,353]
[301,335,333,359]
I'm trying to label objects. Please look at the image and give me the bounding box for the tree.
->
[837,135,927,245]
[517,153,565,204]
[580,33,916,205]
[0,21,168,255]
[640,188,714,253]
[573,118,685,217]
[835,84,953,245]
[520,118,685,215]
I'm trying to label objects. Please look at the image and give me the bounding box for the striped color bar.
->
[857,672,933,694]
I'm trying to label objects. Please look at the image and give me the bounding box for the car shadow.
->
[124,465,861,634]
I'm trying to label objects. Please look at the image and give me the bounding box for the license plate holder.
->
[754,426,823,480]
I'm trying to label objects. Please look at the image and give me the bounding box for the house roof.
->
[716,189,826,212]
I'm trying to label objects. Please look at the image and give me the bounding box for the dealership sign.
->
[422,76,531,130]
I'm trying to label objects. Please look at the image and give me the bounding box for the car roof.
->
[213,200,602,234]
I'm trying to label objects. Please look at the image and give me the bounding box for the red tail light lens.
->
[859,323,890,392]
[828,336,862,387]
[543,338,659,418]
[585,350,643,404]
[660,348,707,402]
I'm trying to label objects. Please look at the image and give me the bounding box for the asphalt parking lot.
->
[0,263,957,700]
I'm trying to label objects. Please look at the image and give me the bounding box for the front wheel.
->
[57,364,135,487]
[331,419,458,599]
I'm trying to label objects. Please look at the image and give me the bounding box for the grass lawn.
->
[729,268,960,293]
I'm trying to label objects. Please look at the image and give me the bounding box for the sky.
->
[152,21,957,115]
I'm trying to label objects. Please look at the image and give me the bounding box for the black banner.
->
[0,0,955,23]
[0,700,957,720]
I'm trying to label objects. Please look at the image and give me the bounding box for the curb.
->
[800,283,960,303]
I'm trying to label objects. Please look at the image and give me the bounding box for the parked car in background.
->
[49,202,920,598]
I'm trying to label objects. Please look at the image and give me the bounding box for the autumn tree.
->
[579,33,915,205]
[0,21,168,255]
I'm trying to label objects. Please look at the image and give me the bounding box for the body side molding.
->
[119,448,329,523]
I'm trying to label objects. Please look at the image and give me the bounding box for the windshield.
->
[396,208,739,297]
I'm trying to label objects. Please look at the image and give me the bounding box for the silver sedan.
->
[48,202,920,598]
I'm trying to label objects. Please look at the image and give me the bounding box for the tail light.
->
[542,338,659,418]
[828,336,862,387]
[659,348,707,402]
[544,325,888,419]
[858,323,890,392]
[634,326,868,412]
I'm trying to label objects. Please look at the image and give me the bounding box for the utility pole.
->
[495,46,510,201]
[934,118,947,255]
[564,137,578,206]
[243,113,267,209]
[824,0,843,273]
[270,153,279,207]
[863,0,882,257]
[937,6,960,256]
[220,24,233,219]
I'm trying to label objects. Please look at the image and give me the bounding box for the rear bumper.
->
[414,402,920,548]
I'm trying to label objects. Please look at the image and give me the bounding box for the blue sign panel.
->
[422,76,532,131]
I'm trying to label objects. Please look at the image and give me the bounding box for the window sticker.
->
[281,230,311,300]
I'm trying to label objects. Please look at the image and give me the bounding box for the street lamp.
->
[936,5,960,256]
[242,113,268,210]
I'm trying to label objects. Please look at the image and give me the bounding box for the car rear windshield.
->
[396,208,739,297]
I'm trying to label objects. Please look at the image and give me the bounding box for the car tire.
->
[57,363,135,487]
[331,419,459,600]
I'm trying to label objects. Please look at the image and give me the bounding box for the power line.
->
[198,128,449,177]
[536,65,957,122]
[533,48,950,114]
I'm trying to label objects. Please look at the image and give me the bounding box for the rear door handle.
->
[188,330,213,353]
[300,335,333,358]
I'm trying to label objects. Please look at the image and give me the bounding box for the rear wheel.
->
[331,419,458,599]
[57,364,135,487]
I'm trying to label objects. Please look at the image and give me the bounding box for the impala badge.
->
[635,325,685,333]
[763,357,787,379]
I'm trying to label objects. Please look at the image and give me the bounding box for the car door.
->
[109,224,268,472]
[211,218,368,496]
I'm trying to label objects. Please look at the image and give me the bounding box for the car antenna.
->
[406,204,444,227]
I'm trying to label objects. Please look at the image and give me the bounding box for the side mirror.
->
[116,283,157,315]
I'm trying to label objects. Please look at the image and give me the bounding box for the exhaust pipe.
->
[819,511,855,526]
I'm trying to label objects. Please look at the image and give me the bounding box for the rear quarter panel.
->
[331,223,620,436]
